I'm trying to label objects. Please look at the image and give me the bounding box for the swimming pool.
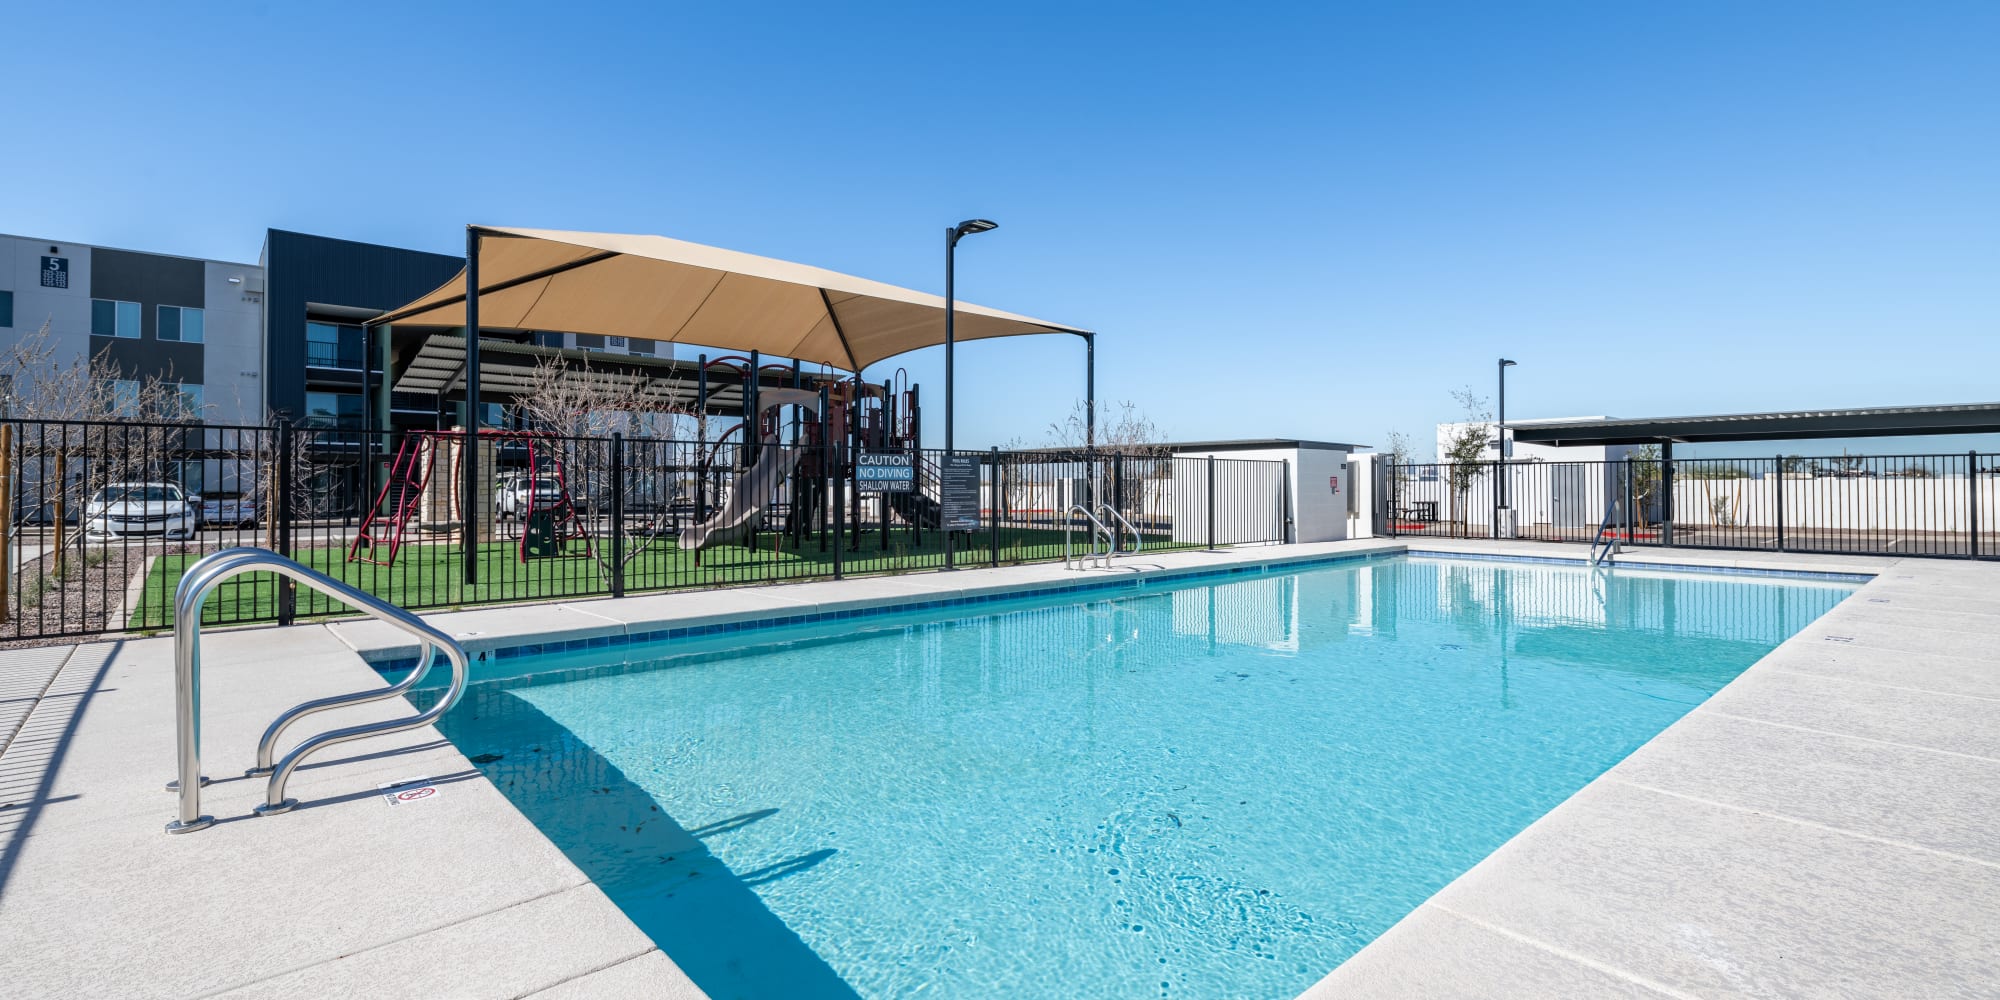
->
[422,554,1859,999]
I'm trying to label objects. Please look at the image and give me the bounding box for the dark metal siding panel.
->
[262,229,463,421]
[89,248,205,338]
[92,337,204,382]
[85,248,206,380]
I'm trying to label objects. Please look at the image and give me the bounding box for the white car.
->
[84,482,197,540]
[496,476,568,519]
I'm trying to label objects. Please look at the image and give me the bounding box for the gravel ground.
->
[0,539,203,648]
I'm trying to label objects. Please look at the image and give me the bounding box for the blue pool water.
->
[423,555,1857,999]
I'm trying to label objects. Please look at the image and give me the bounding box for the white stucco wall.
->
[201,260,266,424]
[1,235,94,375]
[1171,445,1352,543]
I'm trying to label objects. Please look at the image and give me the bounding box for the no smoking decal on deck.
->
[378,777,442,806]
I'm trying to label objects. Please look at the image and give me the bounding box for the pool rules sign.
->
[941,454,981,531]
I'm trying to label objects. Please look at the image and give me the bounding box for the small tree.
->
[1045,400,1168,519]
[1442,388,1492,530]
[1630,443,1662,528]
[502,355,699,578]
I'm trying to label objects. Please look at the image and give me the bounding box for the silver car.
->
[84,482,197,540]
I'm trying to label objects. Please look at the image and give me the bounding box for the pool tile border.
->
[374,549,1403,674]
[373,545,1876,675]
[1405,547,1879,583]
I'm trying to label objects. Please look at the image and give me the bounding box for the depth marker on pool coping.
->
[378,776,442,806]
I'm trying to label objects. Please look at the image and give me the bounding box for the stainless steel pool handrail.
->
[168,547,469,834]
[1095,503,1142,561]
[1064,504,1111,570]
[1589,494,1623,568]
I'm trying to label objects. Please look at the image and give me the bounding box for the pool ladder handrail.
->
[1095,503,1142,562]
[1064,504,1113,570]
[1589,494,1624,568]
[167,547,470,834]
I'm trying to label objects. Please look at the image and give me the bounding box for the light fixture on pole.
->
[944,219,997,456]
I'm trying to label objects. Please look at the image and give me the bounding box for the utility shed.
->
[1168,439,1364,544]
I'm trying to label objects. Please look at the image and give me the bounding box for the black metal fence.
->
[0,419,1290,642]
[1387,452,2000,559]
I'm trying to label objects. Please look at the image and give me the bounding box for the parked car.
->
[496,476,569,519]
[198,490,261,528]
[83,482,197,540]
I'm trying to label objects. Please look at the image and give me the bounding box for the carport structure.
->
[1502,402,2000,552]
[367,224,1095,581]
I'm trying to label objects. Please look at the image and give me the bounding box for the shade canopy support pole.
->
[1085,332,1096,451]
[463,226,482,586]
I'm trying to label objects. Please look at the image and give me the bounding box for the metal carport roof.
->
[1509,402,2000,446]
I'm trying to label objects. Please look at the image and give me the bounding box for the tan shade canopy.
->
[372,226,1091,373]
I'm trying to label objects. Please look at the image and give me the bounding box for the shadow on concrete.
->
[429,684,860,1000]
[0,644,113,901]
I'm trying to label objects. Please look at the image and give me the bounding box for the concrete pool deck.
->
[0,538,1993,997]
[1308,539,2000,999]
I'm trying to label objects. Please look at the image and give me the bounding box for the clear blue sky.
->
[6,2,1995,458]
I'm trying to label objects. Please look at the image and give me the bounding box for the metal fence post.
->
[1624,459,1634,545]
[0,422,10,624]
[990,446,1001,567]
[1970,450,1980,560]
[276,420,296,626]
[832,431,846,580]
[609,432,625,598]
[1774,455,1786,553]
[1281,458,1293,543]
[1660,443,1675,547]
[1206,454,1217,550]
[1387,462,1398,538]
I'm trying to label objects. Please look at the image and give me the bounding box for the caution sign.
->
[856,451,914,492]
[378,776,442,806]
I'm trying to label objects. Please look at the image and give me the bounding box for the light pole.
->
[944,219,997,455]
[1497,358,1516,509]
[943,219,996,572]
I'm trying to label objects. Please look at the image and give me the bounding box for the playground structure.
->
[342,349,957,570]
[676,354,944,559]
[349,429,595,566]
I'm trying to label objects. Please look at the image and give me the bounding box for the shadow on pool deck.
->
[427,684,860,1000]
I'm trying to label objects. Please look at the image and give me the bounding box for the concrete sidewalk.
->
[1306,539,2000,999]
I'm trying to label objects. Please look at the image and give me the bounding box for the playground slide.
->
[889,489,942,529]
[678,445,805,550]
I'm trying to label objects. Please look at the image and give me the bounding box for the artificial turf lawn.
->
[131,526,1195,630]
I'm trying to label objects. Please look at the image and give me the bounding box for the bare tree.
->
[505,355,697,440]
[1043,400,1171,520]
[1443,388,1492,529]
[2,320,208,533]
[1045,399,1167,455]
[501,355,701,579]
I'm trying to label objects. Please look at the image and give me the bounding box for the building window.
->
[159,305,204,343]
[172,461,206,497]
[92,299,142,339]
[0,290,12,328]
[626,339,654,356]
[303,390,363,428]
[109,379,140,416]
[305,321,364,368]
[178,382,204,416]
